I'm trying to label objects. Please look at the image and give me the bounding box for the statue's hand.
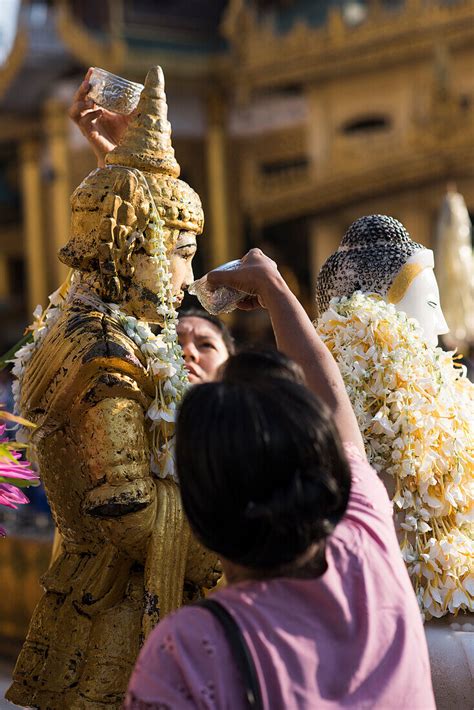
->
[69,68,131,168]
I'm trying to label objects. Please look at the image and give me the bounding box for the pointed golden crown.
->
[106,66,181,177]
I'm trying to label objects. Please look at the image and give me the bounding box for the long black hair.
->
[176,351,351,576]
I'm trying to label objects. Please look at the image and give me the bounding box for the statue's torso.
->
[20,301,154,547]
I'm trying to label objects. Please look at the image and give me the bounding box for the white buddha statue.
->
[315,215,473,710]
[316,214,449,346]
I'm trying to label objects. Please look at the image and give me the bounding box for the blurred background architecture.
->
[0,0,473,667]
[0,0,473,346]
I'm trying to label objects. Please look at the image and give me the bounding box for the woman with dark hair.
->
[177,355,350,578]
[177,308,235,384]
[125,250,434,709]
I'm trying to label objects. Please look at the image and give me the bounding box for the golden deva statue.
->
[7,67,219,709]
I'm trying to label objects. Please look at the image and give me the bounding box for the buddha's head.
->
[60,66,204,323]
[316,215,449,346]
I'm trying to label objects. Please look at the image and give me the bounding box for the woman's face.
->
[395,267,449,347]
[123,231,198,323]
[177,316,230,383]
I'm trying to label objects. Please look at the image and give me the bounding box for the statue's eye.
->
[428,301,437,309]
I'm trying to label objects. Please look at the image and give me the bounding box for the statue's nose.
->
[183,264,195,291]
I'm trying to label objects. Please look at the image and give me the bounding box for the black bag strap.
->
[197,598,263,710]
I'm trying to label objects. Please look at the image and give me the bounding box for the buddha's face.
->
[122,232,198,323]
[391,257,449,347]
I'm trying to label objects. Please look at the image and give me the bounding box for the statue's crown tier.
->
[106,66,180,177]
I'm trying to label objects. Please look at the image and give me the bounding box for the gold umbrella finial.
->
[106,65,180,177]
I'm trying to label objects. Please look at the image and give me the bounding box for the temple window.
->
[341,115,392,135]
[260,156,309,177]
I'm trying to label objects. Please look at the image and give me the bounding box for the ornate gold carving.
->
[223,0,474,91]
[245,134,474,228]
[233,5,474,229]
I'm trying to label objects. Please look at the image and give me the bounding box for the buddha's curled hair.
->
[316,215,426,315]
[176,351,351,574]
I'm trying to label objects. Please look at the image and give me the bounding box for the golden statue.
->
[7,67,219,709]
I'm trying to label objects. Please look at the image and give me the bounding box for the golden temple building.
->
[1,0,473,350]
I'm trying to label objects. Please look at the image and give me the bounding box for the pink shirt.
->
[125,445,435,709]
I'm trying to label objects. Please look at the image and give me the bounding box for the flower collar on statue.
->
[316,292,474,620]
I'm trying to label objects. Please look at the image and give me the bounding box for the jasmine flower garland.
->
[11,280,70,429]
[316,292,474,619]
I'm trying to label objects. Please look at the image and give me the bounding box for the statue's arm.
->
[79,395,157,563]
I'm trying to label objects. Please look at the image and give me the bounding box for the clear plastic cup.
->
[188,260,248,315]
[87,67,144,115]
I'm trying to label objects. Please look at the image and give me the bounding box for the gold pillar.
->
[309,218,342,317]
[0,256,8,300]
[206,91,231,268]
[43,98,70,286]
[19,140,48,314]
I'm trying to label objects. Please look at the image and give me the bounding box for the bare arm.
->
[207,249,365,454]
[69,68,131,167]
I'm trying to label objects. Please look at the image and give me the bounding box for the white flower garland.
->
[316,292,474,619]
[11,283,68,439]
[11,169,188,482]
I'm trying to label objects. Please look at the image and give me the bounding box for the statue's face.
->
[395,266,449,347]
[123,231,197,323]
[168,232,198,307]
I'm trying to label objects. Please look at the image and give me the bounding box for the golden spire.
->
[106,66,180,177]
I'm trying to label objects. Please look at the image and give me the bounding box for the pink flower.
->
[0,416,38,536]
[0,454,38,482]
[0,424,39,485]
[0,483,29,509]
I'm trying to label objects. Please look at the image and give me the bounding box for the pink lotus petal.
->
[0,462,38,480]
[0,451,38,481]
[0,483,29,509]
[0,471,38,482]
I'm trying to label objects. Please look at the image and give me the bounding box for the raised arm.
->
[69,68,131,167]
[207,249,365,454]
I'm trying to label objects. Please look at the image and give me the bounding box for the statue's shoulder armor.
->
[21,307,152,419]
[63,308,144,370]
